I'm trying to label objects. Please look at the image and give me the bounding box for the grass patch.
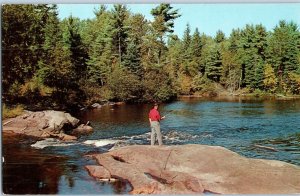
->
[3,104,24,119]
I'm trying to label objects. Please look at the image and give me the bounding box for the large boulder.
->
[2,110,92,141]
[85,144,300,194]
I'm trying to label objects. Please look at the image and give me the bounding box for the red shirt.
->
[149,108,161,121]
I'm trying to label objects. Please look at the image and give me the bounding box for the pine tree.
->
[229,28,241,51]
[150,4,181,66]
[62,16,89,81]
[220,29,243,91]
[238,24,267,89]
[221,40,241,92]
[182,23,191,51]
[190,28,202,58]
[254,24,268,59]
[150,4,181,34]
[165,35,182,81]
[180,24,195,76]
[215,30,225,43]
[123,40,142,77]
[111,5,129,64]
[86,8,114,86]
[206,44,223,82]
[254,61,264,89]
[38,5,79,105]
[266,21,300,92]
[189,28,203,77]
[266,20,300,83]
[122,14,147,78]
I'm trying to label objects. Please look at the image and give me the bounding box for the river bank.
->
[179,90,300,100]
[3,91,300,121]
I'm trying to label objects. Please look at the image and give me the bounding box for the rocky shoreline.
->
[2,110,93,141]
[85,144,300,194]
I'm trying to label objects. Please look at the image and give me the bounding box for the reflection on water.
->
[2,133,130,194]
[2,133,65,194]
[2,97,300,194]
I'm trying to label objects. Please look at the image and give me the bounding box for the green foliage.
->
[285,72,300,94]
[190,28,202,59]
[192,74,216,96]
[142,68,176,102]
[266,21,300,75]
[238,24,267,89]
[2,4,300,111]
[215,30,225,43]
[20,76,52,98]
[111,5,129,63]
[263,64,277,93]
[81,82,108,105]
[2,5,51,95]
[178,73,193,95]
[165,35,182,82]
[123,40,143,77]
[254,62,264,89]
[122,14,147,78]
[107,65,142,101]
[151,4,181,34]
[86,8,114,85]
[62,16,89,80]
[7,81,22,98]
[229,28,241,51]
[3,104,24,119]
[182,23,192,52]
[252,89,265,97]
[206,44,223,82]
[150,4,181,66]
[221,44,241,92]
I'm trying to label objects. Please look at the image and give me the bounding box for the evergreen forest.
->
[2,4,300,111]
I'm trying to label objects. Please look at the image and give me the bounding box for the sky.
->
[57,4,300,38]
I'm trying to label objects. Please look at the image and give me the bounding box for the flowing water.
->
[2,97,300,194]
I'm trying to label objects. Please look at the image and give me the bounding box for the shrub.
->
[178,73,193,95]
[263,64,277,93]
[107,66,142,102]
[192,74,215,92]
[81,83,109,105]
[142,68,176,102]
[3,104,24,119]
[285,72,300,94]
[6,81,21,99]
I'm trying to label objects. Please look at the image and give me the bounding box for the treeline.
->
[2,4,300,110]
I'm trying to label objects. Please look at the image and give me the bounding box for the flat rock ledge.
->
[85,144,300,194]
[2,110,93,141]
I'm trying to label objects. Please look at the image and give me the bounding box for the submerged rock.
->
[2,110,93,141]
[85,144,300,194]
[91,103,102,109]
[72,124,93,135]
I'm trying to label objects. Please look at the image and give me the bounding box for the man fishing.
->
[148,103,165,146]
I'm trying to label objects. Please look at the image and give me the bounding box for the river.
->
[2,97,300,194]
